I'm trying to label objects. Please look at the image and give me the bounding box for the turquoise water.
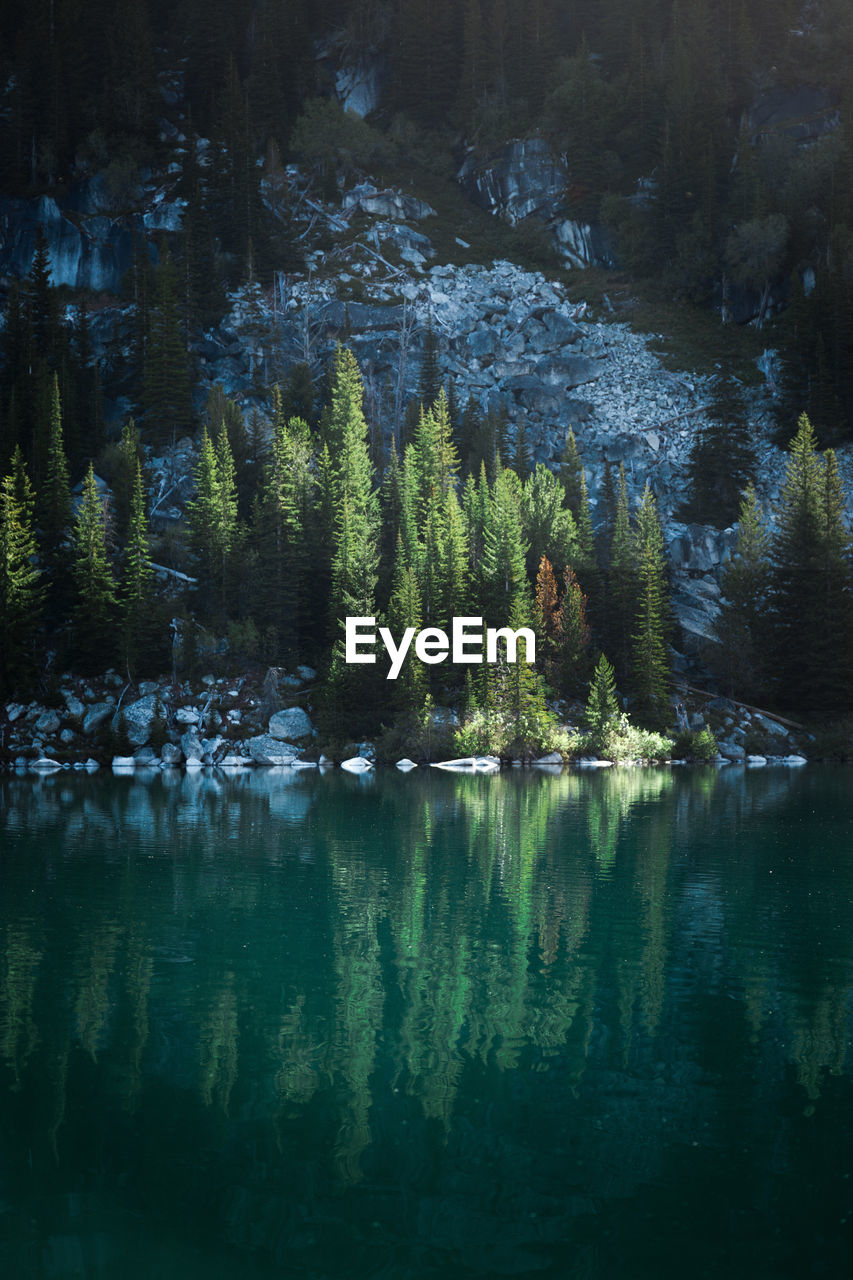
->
[0,765,851,1278]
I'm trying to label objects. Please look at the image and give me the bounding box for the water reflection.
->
[1,766,851,1277]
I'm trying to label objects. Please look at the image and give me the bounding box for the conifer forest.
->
[1,0,853,760]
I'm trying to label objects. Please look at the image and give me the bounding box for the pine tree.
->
[714,484,770,699]
[682,374,755,526]
[0,449,43,695]
[586,653,620,747]
[418,321,442,410]
[513,413,532,480]
[521,463,576,580]
[387,536,427,713]
[71,464,117,672]
[559,426,583,517]
[605,463,637,681]
[769,416,853,715]
[143,241,193,442]
[321,348,381,735]
[186,424,238,620]
[573,469,603,610]
[40,373,72,578]
[534,555,562,673]
[559,566,592,697]
[631,485,671,728]
[111,418,144,540]
[121,458,154,673]
[482,466,529,625]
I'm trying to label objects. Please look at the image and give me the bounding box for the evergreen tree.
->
[559,426,583,517]
[121,458,154,673]
[482,466,529,625]
[768,415,853,715]
[143,241,193,442]
[521,463,576,579]
[0,449,43,695]
[586,652,620,745]
[40,373,72,578]
[187,423,238,620]
[534,554,562,674]
[605,463,637,681]
[417,322,442,410]
[513,413,532,480]
[559,566,592,697]
[386,536,427,714]
[714,484,770,699]
[321,348,382,734]
[681,374,755,526]
[71,464,117,671]
[631,485,671,727]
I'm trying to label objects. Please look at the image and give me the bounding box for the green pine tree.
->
[121,459,154,673]
[586,653,620,749]
[714,484,770,699]
[71,464,118,672]
[0,449,43,695]
[631,485,671,728]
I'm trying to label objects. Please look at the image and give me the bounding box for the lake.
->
[1,765,851,1279]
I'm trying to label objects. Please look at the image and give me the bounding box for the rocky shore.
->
[2,666,810,774]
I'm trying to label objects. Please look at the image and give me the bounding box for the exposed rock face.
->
[0,193,140,292]
[458,138,567,225]
[456,138,614,267]
[268,707,314,741]
[747,86,839,146]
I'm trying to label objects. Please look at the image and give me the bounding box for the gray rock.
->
[750,712,789,739]
[219,755,249,767]
[296,665,317,683]
[396,758,418,771]
[533,752,563,765]
[246,735,298,765]
[112,756,136,769]
[160,743,182,766]
[35,709,61,735]
[180,730,204,763]
[29,757,62,772]
[5,702,25,722]
[175,706,199,725]
[340,756,374,773]
[431,757,500,773]
[133,746,158,764]
[718,742,746,761]
[458,137,567,225]
[122,694,163,747]
[269,706,314,741]
[83,703,114,734]
[342,184,436,222]
[60,728,76,745]
[62,693,85,718]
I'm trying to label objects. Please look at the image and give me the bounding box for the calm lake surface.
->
[0,765,851,1279]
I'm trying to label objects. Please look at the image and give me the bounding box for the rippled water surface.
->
[1,765,851,1278]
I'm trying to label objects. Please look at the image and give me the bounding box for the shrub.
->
[671,726,719,761]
